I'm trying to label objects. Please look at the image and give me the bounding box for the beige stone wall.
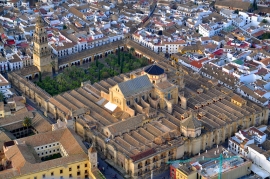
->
[101,91,110,101]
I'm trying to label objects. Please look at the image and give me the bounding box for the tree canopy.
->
[37,51,149,96]
[23,117,32,128]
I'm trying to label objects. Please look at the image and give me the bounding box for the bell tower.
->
[33,15,58,73]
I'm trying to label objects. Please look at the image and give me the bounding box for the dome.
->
[144,64,164,75]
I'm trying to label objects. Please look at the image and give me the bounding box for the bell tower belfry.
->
[176,65,185,89]
[33,15,58,73]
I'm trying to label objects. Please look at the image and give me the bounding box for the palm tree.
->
[56,73,66,86]
[129,47,135,56]
[23,117,32,134]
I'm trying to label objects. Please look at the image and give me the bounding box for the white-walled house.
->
[229,126,267,157]
[199,20,232,37]
[6,54,23,71]
[0,74,12,98]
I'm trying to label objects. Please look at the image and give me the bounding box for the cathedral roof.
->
[144,64,164,75]
[117,75,153,97]
[182,116,201,129]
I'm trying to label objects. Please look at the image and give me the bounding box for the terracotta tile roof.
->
[106,114,144,136]
[130,148,155,162]
[1,128,88,178]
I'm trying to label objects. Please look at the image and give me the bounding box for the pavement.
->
[98,158,124,179]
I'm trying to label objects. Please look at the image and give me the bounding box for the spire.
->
[35,14,46,27]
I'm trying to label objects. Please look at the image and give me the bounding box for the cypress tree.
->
[120,57,124,73]
[95,57,98,67]
[253,0,257,10]
[118,46,120,65]
[98,66,101,81]
[39,72,42,82]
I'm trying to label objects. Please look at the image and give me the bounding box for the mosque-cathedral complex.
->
[7,16,269,179]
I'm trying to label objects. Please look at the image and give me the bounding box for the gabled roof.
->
[144,64,164,75]
[117,75,153,97]
[182,116,201,129]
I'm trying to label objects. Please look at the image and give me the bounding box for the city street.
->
[98,158,124,179]
[97,158,170,179]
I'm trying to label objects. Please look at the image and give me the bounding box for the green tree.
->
[133,61,141,69]
[101,71,109,79]
[253,0,257,10]
[129,47,135,56]
[120,57,124,73]
[139,57,148,67]
[96,57,99,67]
[23,117,32,133]
[262,19,268,23]
[50,61,56,75]
[262,32,270,39]
[38,71,42,82]
[0,91,4,102]
[56,73,66,87]
[98,66,101,81]
[117,46,121,65]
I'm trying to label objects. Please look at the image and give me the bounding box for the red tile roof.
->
[130,148,155,162]
[252,30,265,37]
[190,58,209,69]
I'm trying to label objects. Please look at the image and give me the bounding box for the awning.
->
[250,164,270,179]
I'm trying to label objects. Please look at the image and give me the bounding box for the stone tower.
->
[88,146,97,169]
[176,65,185,89]
[33,15,58,73]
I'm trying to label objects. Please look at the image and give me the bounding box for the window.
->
[77,165,80,169]
[34,177,37,179]
[51,172,54,176]
[85,169,88,173]
[69,174,72,178]
[60,169,63,174]
[69,167,72,171]
[85,164,87,167]
[42,174,45,178]
[77,171,81,176]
